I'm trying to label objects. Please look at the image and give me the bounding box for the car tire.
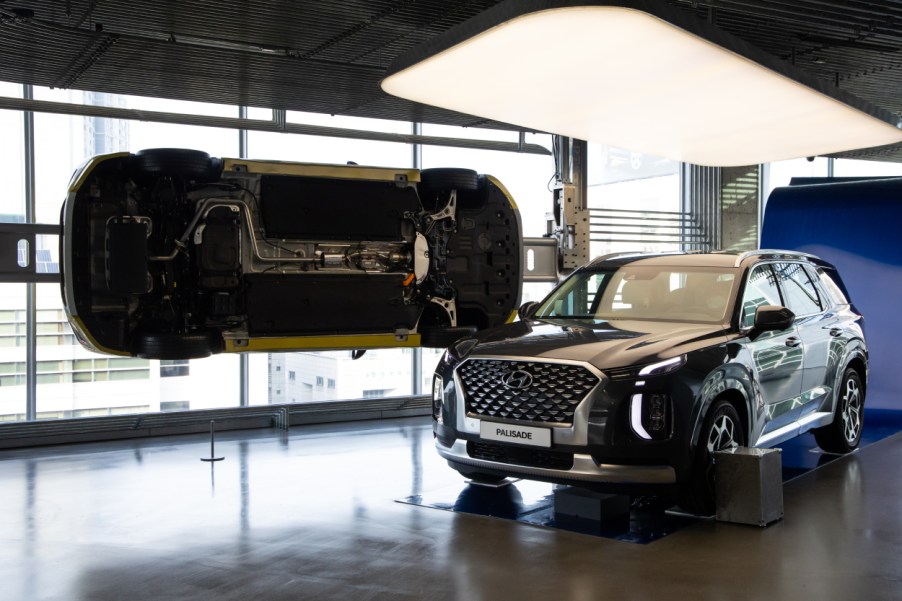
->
[130,148,221,182]
[419,168,479,211]
[420,326,476,348]
[420,168,479,192]
[813,368,864,454]
[677,400,745,516]
[133,331,223,360]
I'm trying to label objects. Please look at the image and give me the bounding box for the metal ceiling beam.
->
[0,96,551,156]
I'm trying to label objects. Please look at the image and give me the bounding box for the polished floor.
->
[1,415,900,601]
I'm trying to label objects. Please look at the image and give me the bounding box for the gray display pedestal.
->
[714,447,783,526]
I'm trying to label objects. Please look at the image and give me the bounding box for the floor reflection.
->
[403,407,902,544]
[779,407,902,480]
[401,479,699,545]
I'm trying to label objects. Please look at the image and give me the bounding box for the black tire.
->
[133,331,223,360]
[420,326,477,348]
[813,368,864,454]
[418,167,479,211]
[420,168,479,192]
[130,148,220,183]
[677,400,745,515]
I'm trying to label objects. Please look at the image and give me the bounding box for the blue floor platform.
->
[399,407,902,544]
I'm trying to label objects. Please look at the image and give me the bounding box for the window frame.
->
[771,260,824,318]
[738,263,785,330]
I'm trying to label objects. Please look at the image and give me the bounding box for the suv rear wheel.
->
[813,368,864,453]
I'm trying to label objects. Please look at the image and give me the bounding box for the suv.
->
[432,251,867,514]
[61,149,521,359]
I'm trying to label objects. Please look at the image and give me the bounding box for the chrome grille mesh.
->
[457,359,599,425]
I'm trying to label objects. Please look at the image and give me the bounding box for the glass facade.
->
[421,126,556,307]
[246,112,415,406]
[0,284,27,421]
[5,80,900,427]
[1,84,564,420]
[833,158,902,179]
[765,156,902,214]
[587,143,681,257]
[0,82,24,223]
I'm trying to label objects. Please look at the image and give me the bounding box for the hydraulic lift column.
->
[552,136,590,274]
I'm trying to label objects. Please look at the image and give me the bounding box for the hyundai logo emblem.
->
[500,369,533,390]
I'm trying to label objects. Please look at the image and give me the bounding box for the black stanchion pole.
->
[201,419,225,462]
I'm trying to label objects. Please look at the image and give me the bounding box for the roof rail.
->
[733,249,819,267]
[593,250,695,263]
[593,251,649,262]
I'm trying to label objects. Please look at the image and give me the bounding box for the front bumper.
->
[436,438,676,485]
[434,353,691,486]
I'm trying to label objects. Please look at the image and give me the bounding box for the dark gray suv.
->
[432,250,867,514]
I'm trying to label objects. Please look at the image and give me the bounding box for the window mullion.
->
[24,84,36,421]
[411,122,422,395]
[239,106,250,407]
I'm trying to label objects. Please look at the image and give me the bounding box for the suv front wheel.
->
[678,400,745,515]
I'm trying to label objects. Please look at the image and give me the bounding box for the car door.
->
[772,262,833,422]
[740,263,804,441]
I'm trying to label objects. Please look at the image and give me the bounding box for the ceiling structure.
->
[1,0,902,161]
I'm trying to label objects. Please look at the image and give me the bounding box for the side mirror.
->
[518,301,540,321]
[750,305,795,340]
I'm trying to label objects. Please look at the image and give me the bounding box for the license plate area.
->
[479,421,551,448]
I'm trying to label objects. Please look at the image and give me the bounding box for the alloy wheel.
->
[841,376,862,444]
[706,414,739,453]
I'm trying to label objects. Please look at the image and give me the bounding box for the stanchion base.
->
[201,457,225,462]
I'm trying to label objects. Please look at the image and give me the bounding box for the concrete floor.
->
[0,415,900,601]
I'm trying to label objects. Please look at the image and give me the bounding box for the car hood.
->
[466,318,729,369]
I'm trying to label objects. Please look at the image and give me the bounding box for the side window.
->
[740,265,782,328]
[816,267,849,306]
[774,262,822,316]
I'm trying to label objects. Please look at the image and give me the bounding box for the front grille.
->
[467,441,574,470]
[457,359,599,425]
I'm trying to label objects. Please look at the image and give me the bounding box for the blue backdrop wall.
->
[761,177,902,409]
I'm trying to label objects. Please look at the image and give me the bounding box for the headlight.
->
[638,355,686,377]
[444,337,478,366]
[432,375,444,424]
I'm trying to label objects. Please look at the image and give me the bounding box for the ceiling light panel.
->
[382,1,902,167]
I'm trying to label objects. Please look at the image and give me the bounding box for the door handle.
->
[785,336,802,348]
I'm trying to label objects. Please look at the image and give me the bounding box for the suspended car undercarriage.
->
[61,149,522,359]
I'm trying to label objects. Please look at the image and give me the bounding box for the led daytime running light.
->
[638,356,685,377]
[630,393,652,440]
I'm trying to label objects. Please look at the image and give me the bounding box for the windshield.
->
[535,265,738,323]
